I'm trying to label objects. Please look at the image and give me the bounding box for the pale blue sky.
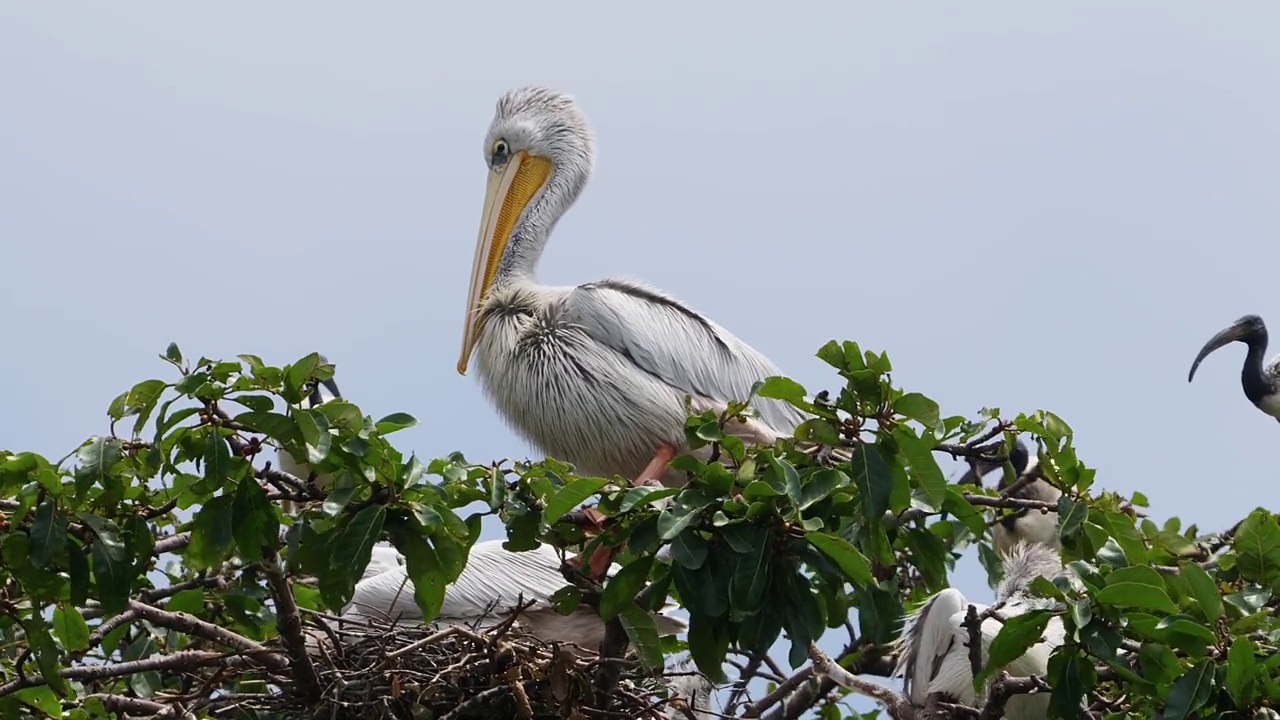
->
[3,2,1279,714]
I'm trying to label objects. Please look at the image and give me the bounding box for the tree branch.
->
[128,600,289,671]
[261,551,322,697]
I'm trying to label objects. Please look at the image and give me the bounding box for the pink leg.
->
[580,443,679,581]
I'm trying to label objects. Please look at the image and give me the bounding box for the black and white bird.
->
[1188,314,1280,423]
[958,439,1062,556]
[275,357,342,517]
[893,541,1071,718]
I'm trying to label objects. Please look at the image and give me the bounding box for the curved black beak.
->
[1188,322,1250,383]
[307,377,342,409]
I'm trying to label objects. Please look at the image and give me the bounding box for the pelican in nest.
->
[456,86,808,575]
[1188,314,1280,423]
[958,439,1062,557]
[893,541,1072,719]
[344,539,688,651]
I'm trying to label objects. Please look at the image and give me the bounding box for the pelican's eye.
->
[491,139,510,165]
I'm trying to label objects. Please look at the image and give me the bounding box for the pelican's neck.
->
[492,160,590,291]
[1241,327,1272,404]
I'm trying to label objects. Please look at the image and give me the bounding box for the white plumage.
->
[344,539,688,650]
[893,541,1070,718]
[457,86,808,489]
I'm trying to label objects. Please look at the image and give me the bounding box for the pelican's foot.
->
[635,443,678,487]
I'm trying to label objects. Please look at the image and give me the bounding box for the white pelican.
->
[893,541,1070,718]
[456,86,809,576]
[1188,314,1280,423]
[343,539,688,651]
[959,440,1062,557]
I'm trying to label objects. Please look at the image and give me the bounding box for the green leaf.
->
[1225,636,1258,707]
[729,526,772,618]
[74,437,123,494]
[164,342,183,364]
[756,376,807,404]
[618,604,665,670]
[619,486,680,512]
[1179,561,1223,623]
[68,544,89,606]
[388,523,447,621]
[1104,564,1166,589]
[892,392,940,429]
[771,456,804,510]
[375,412,419,434]
[52,604,90,653]
[849,444,893,522]
[90,528,130,616]
[544,477,610,521]
[231,478,278,562]
[167,589,206,615]
[1162,659,1215,720]
[891,427,945,509]
[1233,508,1280,586]
[333,506,386,584]
[977,609,1053,686]
[804,531,873,587]
[670,530,708,570]
[798,469,849,511]
[29,499,67,565]
[23,619,68,696]
[233,412,301,446]
[600,556,655,621]
[686,614,729,683]
[294,409,331,466]
[1094,582,1178,614]
[203,432,232,483]
[942,487,986,536]
[187,494,236,569]
[1057,496,1087,539]
[14,687,61,717]
[656,494,713,541]
[1048,650,1094,719]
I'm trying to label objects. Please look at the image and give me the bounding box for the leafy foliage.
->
[0,342,1273,719]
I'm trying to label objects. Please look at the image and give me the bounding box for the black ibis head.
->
[305,354,342,409]
[1188,314,1267,384]
[958,438,1030,486]
[1188,314,1280,420]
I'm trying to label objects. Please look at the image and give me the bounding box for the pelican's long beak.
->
[1188,321,1249,383]
[457,150,554,375]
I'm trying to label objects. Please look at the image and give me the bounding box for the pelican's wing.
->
[437,541,573,621]
[567,279,807,435]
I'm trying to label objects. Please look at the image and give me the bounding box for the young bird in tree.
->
[893,541,1072,719]
[959,439,1063,556]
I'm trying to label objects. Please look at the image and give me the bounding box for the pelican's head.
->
[1188,314,1268,383]
[457,85,597,375]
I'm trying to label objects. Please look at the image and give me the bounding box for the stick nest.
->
[238,612,686,720]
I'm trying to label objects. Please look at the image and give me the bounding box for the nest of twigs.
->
[243,610,693,720]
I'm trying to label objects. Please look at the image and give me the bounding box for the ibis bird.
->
[456,86,815,577]
[343,539,688,651]
[1188,314,1280,423]
[893,541,1070,718]
[958,439,1062,556]
[275,355,342,517]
